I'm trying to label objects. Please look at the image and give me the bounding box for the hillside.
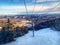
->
[3,28,60,45]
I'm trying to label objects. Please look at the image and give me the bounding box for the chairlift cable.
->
[37,2,60,14]
[32,0,37,15]
[44,2,60,14]
[24,0,28,15]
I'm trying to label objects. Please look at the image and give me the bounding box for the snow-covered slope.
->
[3,28,60,45]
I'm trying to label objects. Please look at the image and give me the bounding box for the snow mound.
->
[3,28,60,45]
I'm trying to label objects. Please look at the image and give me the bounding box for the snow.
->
[3,28,60,45]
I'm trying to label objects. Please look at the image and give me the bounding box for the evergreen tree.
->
[0,18,14,44]
[51,18,60,31]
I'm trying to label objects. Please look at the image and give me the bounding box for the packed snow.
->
[3,28,60,45]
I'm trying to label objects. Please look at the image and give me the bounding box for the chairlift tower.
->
[24,0,36,37]
[32,22,35,37]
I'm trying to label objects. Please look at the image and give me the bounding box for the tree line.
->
[0,18,28,44]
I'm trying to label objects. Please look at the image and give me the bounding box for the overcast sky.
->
[0,0,60,15]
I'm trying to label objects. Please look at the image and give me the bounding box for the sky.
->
[0,0,60,15]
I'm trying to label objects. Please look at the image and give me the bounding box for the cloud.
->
[35,0,60,2]
[0,0,60,15]
[0,5,51,15]
[40,3,60,14]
